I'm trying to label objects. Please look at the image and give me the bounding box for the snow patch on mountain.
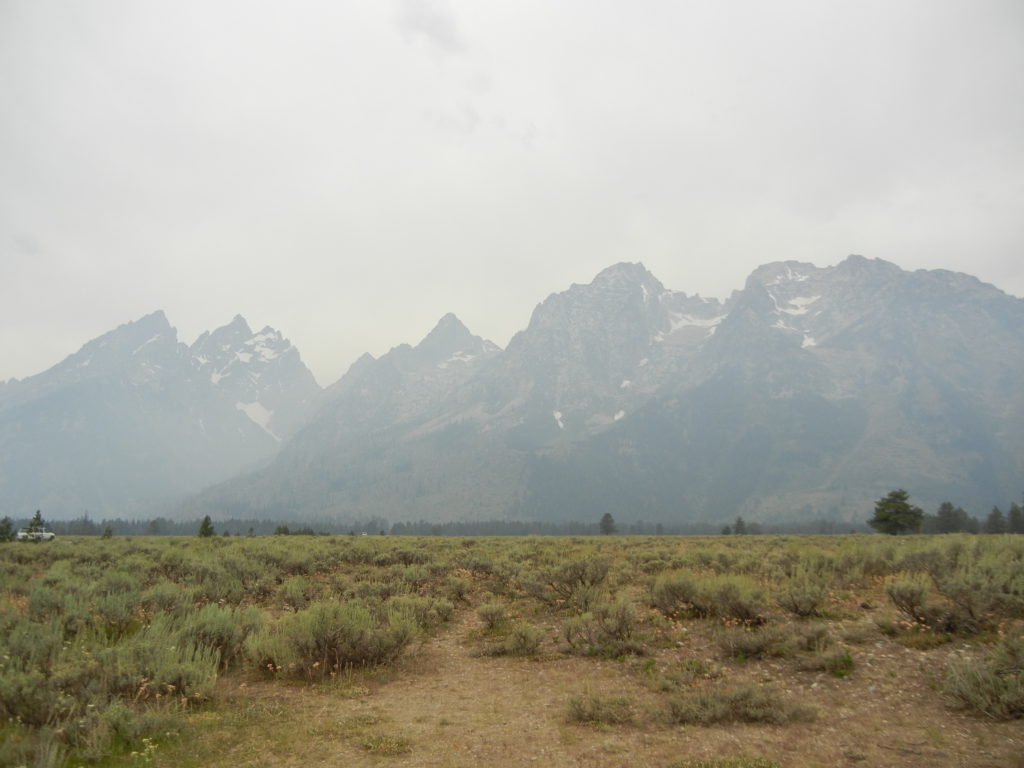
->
[132,335,163,355]
[766,265,812,285]
[236,401,280,441]
[780,295,821,315]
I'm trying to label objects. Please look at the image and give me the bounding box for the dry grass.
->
[143,604,1023,768]
[6,534,1023,768]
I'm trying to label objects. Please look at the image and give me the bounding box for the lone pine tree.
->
[868,490,924,535]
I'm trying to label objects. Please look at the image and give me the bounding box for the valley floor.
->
[4,534,1022,768]
[154,604,1020,768]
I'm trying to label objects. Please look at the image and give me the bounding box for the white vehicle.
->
[16,528,56,542]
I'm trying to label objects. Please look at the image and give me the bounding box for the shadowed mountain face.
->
[0,312,320,517]
[192,256,1024,525]
[2,257,1020,523]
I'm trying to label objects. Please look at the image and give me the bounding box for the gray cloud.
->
[394,0,465,53]
[0,0,1021,385]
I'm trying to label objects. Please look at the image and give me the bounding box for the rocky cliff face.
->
[195,256,1024,524]
[0,312,320,517]
[5,256,1021,524]
[190,315,320,440]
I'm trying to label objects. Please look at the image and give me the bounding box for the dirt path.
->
[164,609,1023,768]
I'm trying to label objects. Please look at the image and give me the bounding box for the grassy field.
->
[1,533,1022,767]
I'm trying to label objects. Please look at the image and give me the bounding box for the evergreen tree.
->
[197,515,215,537]
[935,502,958,533]
[868,490,923,535]
[933,502,977,533]
[0,517,12,541]
[1008,503,1024,534]
[28,509,45,532]
[599,513,617,535]
[733,516,748,535]
[720,524,733,535]
[984,506,1007,534]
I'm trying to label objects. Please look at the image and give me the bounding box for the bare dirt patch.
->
[157,608,1022,768]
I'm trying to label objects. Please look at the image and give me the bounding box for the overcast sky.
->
[2,1,1022,385]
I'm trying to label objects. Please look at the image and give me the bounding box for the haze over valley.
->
[2,256,1021,527]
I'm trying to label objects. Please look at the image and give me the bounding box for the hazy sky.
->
[2,1,1022,385]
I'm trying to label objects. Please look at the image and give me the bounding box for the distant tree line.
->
[0,514,391,538]
[4,498,1020,541]
[868,490,1024,535]
[0,513,874,539]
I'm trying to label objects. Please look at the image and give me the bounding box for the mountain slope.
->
[0,312,320,517]
[192,256,1024,524]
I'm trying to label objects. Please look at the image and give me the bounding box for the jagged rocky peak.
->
[589,261,664,292]
[104,309,175,349]
[389,314,499,374]
[833,253,903,283]
[51,310,181,379]
[190,315,252,358]
[522,262,666,336]
[191,316,304,373]
[744,260,822,289]
[416,313,498,361]
[419,313,474,350]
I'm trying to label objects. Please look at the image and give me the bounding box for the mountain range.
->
[3,255,1022,525]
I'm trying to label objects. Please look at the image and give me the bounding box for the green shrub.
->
[795,624,832,652]
[0,666,68,727]
[0,730,65,768]
[4,619,64,672]
[944,635,1024,719]
[246,600,416,677]
[111,623,220,702]
[280,576,315,610]
[664,684,816,725]
[651,573,766,623]
[361,733,413,755]
[567,694,635,724]
[885,576,930,622]
[777,576,828,618]
[95,590,142,639]
[446,576,472,602]
[531,556,611,608]
[710,577,767,623]
[563,598,642,656]
[935,559,1024,624]
[490,622,544,657]
[716,625,795,661]
[26,583,65,621]
[178,605,264,670]
[477,602,507,631]
[352,579,409,601]
[143,581,198,617]
[799,650,855,677]
[196,572,246,604]
[651,573,703,617]
[638,658,722,692]
[383,595,453,631]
